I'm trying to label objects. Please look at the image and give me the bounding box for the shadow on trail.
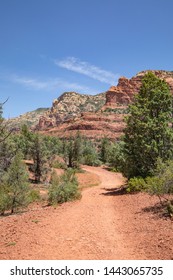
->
[0,209,28,218]
[141,202,171,220]
[101,185,128,196]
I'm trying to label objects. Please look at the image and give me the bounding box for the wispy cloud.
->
[11,76,49,90]
[8,75,98,94]
[55,57,119,85]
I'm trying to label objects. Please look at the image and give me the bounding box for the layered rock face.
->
[104,70,173,109]
[38,70,173,140]
[8,70,173,139]
[5,108,49,131]
[39,112,126,140]
[38,91,106,129]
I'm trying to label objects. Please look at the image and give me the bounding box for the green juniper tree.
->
[123,72,173,178]
[0,101,14,178]
[63,132,83,168]
[31,134,48,183]
[48,169,80,204]
[1,152,29,214]
[107,141,126,171]
[100,137,110,163]
[81,138,101,166]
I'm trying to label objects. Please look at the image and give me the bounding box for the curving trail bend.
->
[0,166,172,260]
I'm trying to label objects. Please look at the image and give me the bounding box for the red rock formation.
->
[38,116,56,129]
[104,70,173,109]
[37,70,173,140]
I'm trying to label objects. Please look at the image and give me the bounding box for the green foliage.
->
[126,177,146,193]
[62,133,83,168]
[61,135,104,168]
[11,125,35,159]
[41,135,62,160]
[1,152,29,214]
[166,201,173,216]
[30,134,52,183]
[51,159,67,169]
[27,189,41,203]
[145,159,173,198]
[124,72,173,178]
[81,139,101,166]
[48,169,81,205]
[0,137,16,178]
[100,137,110,163]
[11,127,63,182]
[107,141,126,171]
[0,183,10,214]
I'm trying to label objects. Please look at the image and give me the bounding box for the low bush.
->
[0,184,10,215]
[166,201,173,216]
[28,189,41,203]
[51,159,67,170]
[48,169,81,205]
[126,177,146,193]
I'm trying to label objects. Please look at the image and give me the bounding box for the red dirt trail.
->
[0,166,172,260]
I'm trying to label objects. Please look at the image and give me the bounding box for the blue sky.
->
[0,0,173,118]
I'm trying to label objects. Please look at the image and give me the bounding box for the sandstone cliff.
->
[38,91,106,129]
[5,108,49,131]
[6,70,173,140]
[38,70,173,140]
[103,70,173,110]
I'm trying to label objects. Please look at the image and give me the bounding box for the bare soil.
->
[0,166,172,260]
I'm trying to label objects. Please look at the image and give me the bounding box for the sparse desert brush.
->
[127,177,146,193]
[28,189,41,203]
[48,169,81,205]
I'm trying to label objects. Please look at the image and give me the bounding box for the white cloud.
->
[12,76,48,90]
[55,57,119,85]
[9,75,98,94]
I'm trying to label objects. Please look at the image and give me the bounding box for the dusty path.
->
[0,166,173,259]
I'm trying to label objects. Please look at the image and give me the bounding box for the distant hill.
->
[5,108,49,130]
[37,70,173,140]
[5,70,173,139]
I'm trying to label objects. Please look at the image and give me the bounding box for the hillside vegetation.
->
[0,71,173,259]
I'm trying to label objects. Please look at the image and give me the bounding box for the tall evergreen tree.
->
[64,133,83,168]
[1,152,29,214]
[31,134,46,183]
[100,137,110,163]
[123,72,173,178]
[0,101,14,177]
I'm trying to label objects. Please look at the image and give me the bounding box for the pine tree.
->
[1,152,29,214]
[72,132,82,168]
[31,134,47,183]
[65,132,83,168]
[124,72,173,178]
[0,102,14,178]
[100,137,110,163]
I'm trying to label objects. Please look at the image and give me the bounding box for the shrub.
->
[28,189,41,203]
[145,176,163,196]
[1,152,30,214]
[51,159,67,170]
[107,141,126,172]
[144,159,173,206]
[82,154,101,166]
[166,201,173,216]
[0,184,10,215]
[127,177,146,193]
[48,169,81,205]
